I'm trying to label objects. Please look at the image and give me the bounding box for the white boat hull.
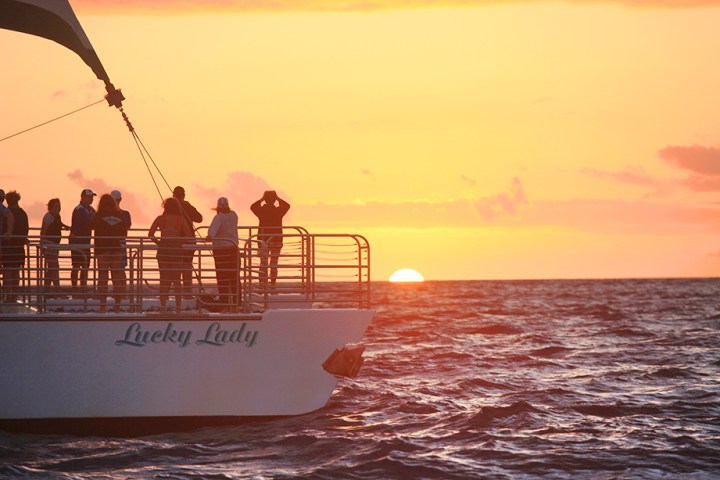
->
[0,309,372,433]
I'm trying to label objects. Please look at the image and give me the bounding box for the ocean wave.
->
[645,367,699,379]
[530,346,573,357]
[471,323,522,335]
[571,402,663,418]
[467,401,544,427]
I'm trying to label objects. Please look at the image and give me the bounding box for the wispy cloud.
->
[460,174,477,187]
[658,144,720,192]
[72,0,720,13]
[658,145,720,176]
[16,170,715,236]
[581,166,662,187]
[530,198,720,233]
[473,177,527,221]
[66,169,155,224]
[296,195,720,233]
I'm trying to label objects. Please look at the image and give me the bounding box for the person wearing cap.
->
[172,186,202,297]
[110,190,132,229]
[206,197,239,311]
[110,190,132,269]
[69,189,96,290]
[250,190,290,285]
[2,191,28,303]
[91,194,129,313]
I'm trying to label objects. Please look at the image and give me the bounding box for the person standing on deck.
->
[110,190,132,269]
[91,194,129,313]
[149,197,193,313]
[173,186,202,298]
[250,190,290,286]
[2,191,28,303]
[40,198,69,293]
[0,189,14,297]
[206,197,239,311]
[69,189,96,291]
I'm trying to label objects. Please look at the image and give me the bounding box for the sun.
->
[389,268,425,283]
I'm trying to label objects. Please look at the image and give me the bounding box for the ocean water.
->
[1,278,719,479]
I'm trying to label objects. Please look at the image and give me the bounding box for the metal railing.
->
[0,226,370,314]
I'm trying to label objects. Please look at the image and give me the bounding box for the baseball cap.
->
[216,197,229,209]
[81,189,96,197]
[110,190,122,201]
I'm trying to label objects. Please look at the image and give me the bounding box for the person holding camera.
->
[250,191,290,285]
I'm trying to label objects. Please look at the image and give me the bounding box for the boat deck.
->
[0,226,371,315]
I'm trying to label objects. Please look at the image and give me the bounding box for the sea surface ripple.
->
[1,278,719,479]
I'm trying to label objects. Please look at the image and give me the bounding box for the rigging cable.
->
[116,106,214,293]
[0,98,106,143]
[115,106,167,203]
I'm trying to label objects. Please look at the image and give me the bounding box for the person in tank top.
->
[40,198,69,292]
[149,197,193,313]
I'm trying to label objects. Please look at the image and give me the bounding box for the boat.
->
[0,1,374,435]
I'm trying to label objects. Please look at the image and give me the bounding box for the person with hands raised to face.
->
[250,190,290,286]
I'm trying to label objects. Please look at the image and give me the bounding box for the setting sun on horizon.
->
[2,1,720,281]
[389,268,425,283]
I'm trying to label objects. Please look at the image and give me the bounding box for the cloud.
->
[192,171,284,224]
[581,166,662,187]
[532,198,720,233]
[295,194,720,234]
[295,177,529,228]
[460,175,477,187]
[66,169,156,225]
[657,144,720,192]
[23,201,48,224]
[49,170,720,235]
[472,177,528,221]
[71,0,720,13]
[582,146,720,194]
[658,145,720,176]
[297,198,478,228]
[580,165,674,197]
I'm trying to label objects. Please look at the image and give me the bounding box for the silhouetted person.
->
[251,190,290,285]
[206,197,239,311]
[91,194,129,313]
[0,189,14,298]
[3,191,28,303]
[173,186,202,297]
[149,197,193,313]
[69,189,96,291]
[110,190,132,269]
[40,198,69,293]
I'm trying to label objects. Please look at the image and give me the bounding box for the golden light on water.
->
[389,268,424,283]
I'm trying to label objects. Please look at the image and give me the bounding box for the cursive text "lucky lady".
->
[115,322,258,348]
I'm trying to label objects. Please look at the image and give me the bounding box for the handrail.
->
[0,227,371,315]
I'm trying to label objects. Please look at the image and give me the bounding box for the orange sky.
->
[2,1,720,280]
